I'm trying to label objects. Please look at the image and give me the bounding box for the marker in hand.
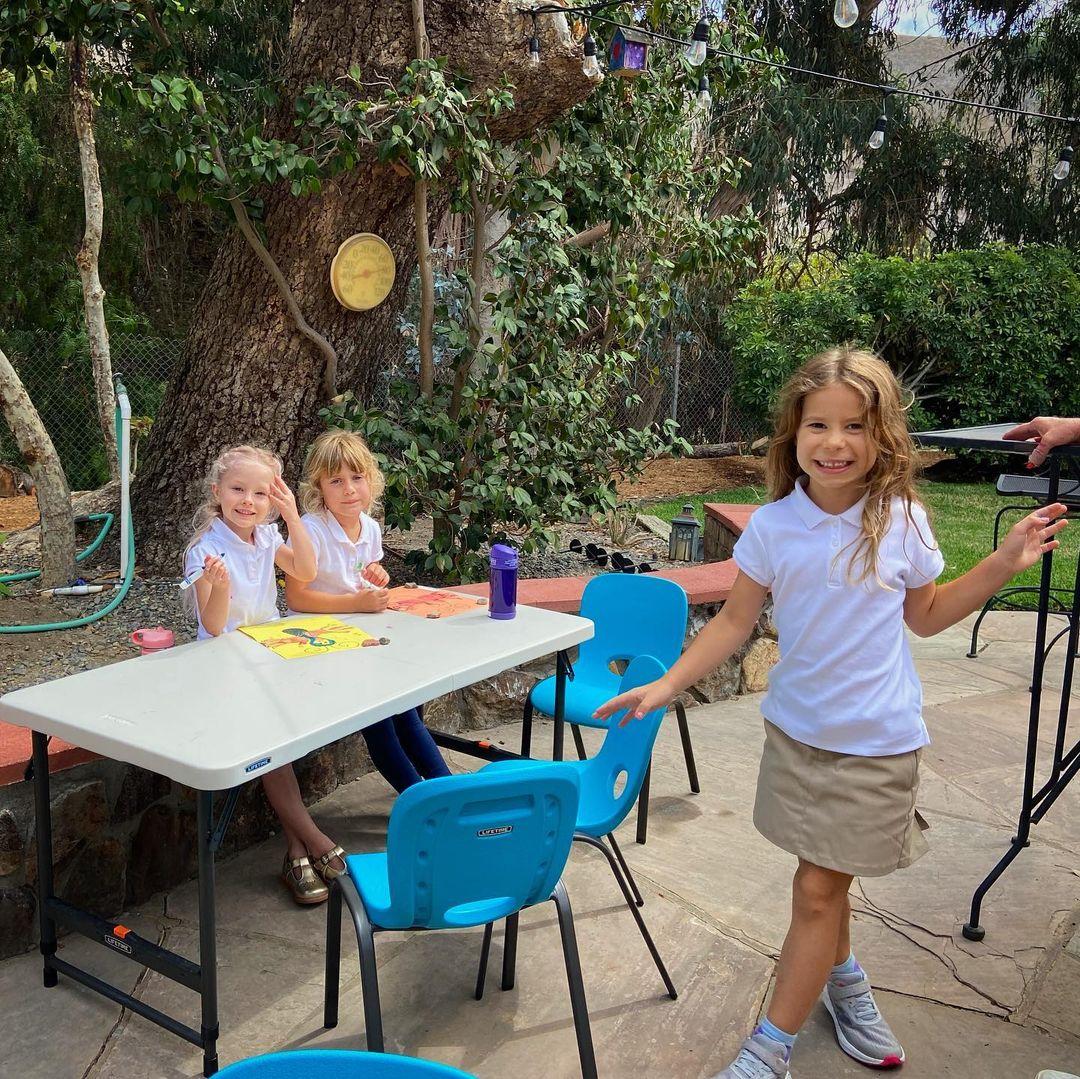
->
[178,567,204,591]
[179,554,226,590]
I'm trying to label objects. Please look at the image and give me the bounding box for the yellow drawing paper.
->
[239,617,375,659]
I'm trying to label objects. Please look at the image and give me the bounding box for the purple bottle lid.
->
[490,543,518,569]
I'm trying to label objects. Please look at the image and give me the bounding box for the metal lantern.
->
[669,503,701,562]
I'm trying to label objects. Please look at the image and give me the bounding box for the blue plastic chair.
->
[481,655,678,1003]
[522,574,695,844]
[216,1049,474,1077]
[323,765,597,1079]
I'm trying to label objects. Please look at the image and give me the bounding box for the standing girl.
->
[184,444,348,907]
[594,349,1066,1078]
[284,428,451,792]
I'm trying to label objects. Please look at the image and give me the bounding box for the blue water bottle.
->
[489,544,518,620]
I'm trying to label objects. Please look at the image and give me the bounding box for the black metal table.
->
[915,423,1080,940]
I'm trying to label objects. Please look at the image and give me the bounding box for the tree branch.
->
[563,220,611,248]
[0,346,75,586]
[412,0,435,399]
[69,35,119,479]
[449,172,488,420]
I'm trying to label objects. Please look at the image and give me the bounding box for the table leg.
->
[964,459,1060,942]
[32,731,58,987]
[1049,539,1080,786]
[553,651,569,762]
[1029,541,1080,823]
[197,791,219,1076]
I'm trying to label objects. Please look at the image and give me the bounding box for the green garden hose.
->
[0,512,114,585]
[0,381,135,634]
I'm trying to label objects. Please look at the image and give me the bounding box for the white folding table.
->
[0,598,593,1076]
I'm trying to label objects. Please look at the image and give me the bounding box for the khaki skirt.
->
[753,720,929,877]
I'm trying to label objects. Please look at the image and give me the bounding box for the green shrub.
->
[326,358,686,584]
[725,245,1080,430]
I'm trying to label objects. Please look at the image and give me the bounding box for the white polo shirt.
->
[733,479,944,756]
[184,517,284,640]
[286,510,383,613]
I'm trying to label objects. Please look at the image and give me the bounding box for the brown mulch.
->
[618,455,767,502]
[617,449,953,504]
[0,496,40,533]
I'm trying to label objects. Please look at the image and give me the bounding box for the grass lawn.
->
[645,481,1078,593]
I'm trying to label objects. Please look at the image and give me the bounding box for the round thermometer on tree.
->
[330,233,396,311]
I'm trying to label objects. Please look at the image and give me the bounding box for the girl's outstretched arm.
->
[593,570,769,722]
[905,503,1068,637]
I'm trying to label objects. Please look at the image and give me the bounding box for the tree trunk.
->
[414,179,436,398]
[134,0,596,573]
[69,36,119,480]
[0,347,76,587]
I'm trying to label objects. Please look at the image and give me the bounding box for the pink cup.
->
[131,626,175,655]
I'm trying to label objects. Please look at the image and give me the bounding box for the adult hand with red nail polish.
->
[1002,417,1080,468]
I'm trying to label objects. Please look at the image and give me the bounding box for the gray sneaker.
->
[823,972,905,1067]
[1035,1073,1080,1078]
[710,1032,793,1079]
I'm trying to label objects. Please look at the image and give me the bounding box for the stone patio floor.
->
[4,611,1080,1078]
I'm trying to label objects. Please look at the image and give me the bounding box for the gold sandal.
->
[313,845,349,883]
[281,854,329,905]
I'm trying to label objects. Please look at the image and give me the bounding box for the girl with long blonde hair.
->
[596,347,1066,1078]
[184,444,348,908]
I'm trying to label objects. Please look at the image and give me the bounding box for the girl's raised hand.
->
[361,563,390,588]
[268,475,300,522]
[203,554,229,589]
[998,503,1068,573]
[592,678,675,726]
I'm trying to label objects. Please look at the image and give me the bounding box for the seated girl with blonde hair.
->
[285,429,451,794]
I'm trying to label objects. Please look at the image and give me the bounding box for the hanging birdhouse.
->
[609,27,651,77]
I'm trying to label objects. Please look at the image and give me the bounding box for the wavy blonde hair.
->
[183,444,282,560]
[300,429,385,515]
[765,347,931,584]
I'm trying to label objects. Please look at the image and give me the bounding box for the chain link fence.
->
[633,341,764,448]
[0,328,760,493]
[0,330,181,490]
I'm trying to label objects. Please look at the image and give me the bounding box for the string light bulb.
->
[867,89,895,150]
[582,32,600,78]
[833,0,859,28]
[686,17,709,66]
[528,16,540,68]
[697,74,712,109]
[868,113,887,150]
[1053,145,1073,184]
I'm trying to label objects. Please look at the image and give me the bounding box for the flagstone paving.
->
[3,611,1079,1077]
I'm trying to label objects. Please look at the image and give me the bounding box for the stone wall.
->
[0,702,499,960]
[0,600,777,959]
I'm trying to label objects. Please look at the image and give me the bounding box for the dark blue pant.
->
[361,707,451,793]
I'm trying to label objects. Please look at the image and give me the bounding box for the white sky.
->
[891,0,942,35]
